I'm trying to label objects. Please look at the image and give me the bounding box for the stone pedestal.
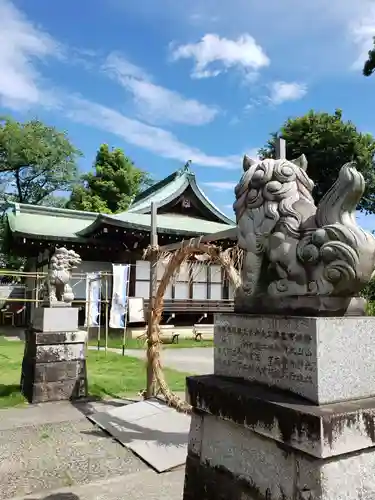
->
[21,307,88,404]
[183,313,375,500]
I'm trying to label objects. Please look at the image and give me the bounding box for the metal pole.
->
[105,273,109,357]
[146,202,158,399]
[97,279,101,351]
[121,267,131,356]
[86,274,92,350]
[35,273,39,309]
[275,137,286,160]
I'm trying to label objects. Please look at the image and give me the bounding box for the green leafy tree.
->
[363,37,375,77]
[68,144,152,213]
[0,116,81,269]
[0,116,80,204]
[259,109,375,213]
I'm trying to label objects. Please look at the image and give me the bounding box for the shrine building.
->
[4,165,237,325]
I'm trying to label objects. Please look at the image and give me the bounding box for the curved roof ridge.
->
[7,202,98,220]
[126,166,234,225]
[189,176,234,225]
[127,170,188,214]
[131,170,182,205]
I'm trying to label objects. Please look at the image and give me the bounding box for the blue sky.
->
[1,0,375,228]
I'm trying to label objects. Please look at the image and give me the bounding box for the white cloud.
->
[0,0,60,109]
[66,96,240,169]
[170,33,269,79]
[0,1,247,170]
[350,5,375,70]
[104,52,151,82]
[103,52,219,126]
[121,0,375,75]
[268,81,307,105]
[203,181,237,190]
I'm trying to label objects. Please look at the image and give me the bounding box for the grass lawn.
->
[0,337,190,409]
[88,335,213,350]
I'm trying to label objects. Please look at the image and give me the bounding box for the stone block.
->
[184,419,375,500]
[22,377,88,403]
[31,330,87,345]
[34,342,85,363]
[32,306,79,333]
[32,360,87,383]
[20,320,88,404]
[188,411,204,457]
[186,375,375,459]
[214,313,375,404]
[183,375,375,500]
[21,358,88,404]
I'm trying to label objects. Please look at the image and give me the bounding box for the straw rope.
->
[143,241,241,413]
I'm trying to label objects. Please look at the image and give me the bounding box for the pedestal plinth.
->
[214,314,375,404]
[21,307,88,403]
[183,314,375,500]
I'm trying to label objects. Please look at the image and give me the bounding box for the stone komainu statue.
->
[233,155,375,315]
[42,247,82,306]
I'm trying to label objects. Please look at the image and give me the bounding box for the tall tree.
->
[363,37,375,76]
[259,109,375,213]
[0,116,80,205]
[0,116,81,269]
[68,144,152,213]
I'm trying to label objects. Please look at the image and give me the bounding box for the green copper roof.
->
[130,170,182,207]
[128,167,234,225]
[6,203,234,241]
[6,204,97,241]
[6,166,235,243]
[80,212,234,237]
[128,170,188,213]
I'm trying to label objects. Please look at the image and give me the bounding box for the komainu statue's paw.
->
[268,279,308,296]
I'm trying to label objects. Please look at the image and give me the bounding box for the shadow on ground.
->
[71,396,138,417]
[28,494,80,499]
[82,414,188,449]
[0,383,21,397]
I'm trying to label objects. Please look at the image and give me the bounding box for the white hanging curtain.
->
[84,272,101,327]
[109,264,130,328]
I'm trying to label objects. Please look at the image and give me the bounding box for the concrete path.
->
[2,332,214,376]
[0,400,185,500]
[88,346,214,375]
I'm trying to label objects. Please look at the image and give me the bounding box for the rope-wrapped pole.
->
[145,202,158,399]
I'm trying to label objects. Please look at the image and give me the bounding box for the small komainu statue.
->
[42,247,82,307]
[234,155,375,315]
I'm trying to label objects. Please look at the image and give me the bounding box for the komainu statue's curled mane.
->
[42,247,82,307]
[233,155,375,315]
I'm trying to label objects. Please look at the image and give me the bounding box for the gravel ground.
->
[0,400,185,500]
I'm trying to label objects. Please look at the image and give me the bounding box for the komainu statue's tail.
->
[314,163,375,295]
[316,162,365,229]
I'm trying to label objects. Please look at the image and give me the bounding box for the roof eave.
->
[128,177,190,214]
[130,170,180,206]
[81,215,230,237]
[7,201,100,220]
[189,176,234,225]
[10,230,92,244]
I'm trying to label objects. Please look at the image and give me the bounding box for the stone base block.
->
[183,375,375,499]
[32,306,79,333]
[20,329,88,404]
[215,313,375,404]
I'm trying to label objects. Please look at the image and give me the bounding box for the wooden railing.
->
[143,298,234,313]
